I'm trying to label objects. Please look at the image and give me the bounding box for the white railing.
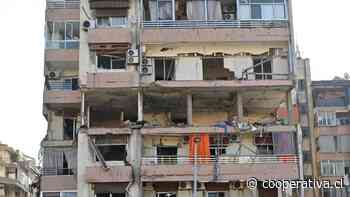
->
[143,20,288,28]
[142,155,298,165]
[47,0,80,9]
[46,40,79,49]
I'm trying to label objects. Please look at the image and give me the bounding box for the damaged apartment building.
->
[41,0,312,197]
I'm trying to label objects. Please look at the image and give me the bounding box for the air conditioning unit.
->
[223,13,235,20]
[142,57,152,65]
[127,49,139,64]
[82,20,96,31]
[140,65,152,75]
[47,71,61,80]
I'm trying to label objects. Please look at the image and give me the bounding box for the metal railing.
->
[143,20,288,29]
[47,81,79,91]
[41,168,76,176]
[47,0,80,9]
[46,40,80,49]
[243,72,289,80]
[142,155,298,165]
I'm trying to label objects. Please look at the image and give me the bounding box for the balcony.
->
[143,24,289,44]
[44,81,81,105]
[319,125,350,136]
[46,0,80,21]
[47,0,80,9]
[141,155,299,182]
[85,165,132,183]
[86,71,139,89]
[41,171,77,191]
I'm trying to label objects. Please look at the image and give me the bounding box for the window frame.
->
[238,0,287,20]
[96,55,127,71]
[46,21,80,49]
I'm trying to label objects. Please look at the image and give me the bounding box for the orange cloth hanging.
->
[188,134,211,162]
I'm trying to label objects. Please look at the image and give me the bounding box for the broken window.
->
[209,136,228,156]
[239,0,286,20]
[157,146,177,164]
[144,0,236,21]
[203,58,234,80]
[97,17,127,27]
[95,136,128,162]
[337,112,350,125]
[157,192,177,197]
[253,58,272,80]
[207,192,225,197]
[63,118,77,140]
[317,111,336,126]
[96,193,125,197]
[254,133,273,154]
[155,59,175,81]
[46,21,79,49]
[97,55,126,70]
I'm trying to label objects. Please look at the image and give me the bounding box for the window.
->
[337,136,350,153]
[47,78,79,91]
[63,118,77,140]
[318,136,336,153]
[157,146,177,164]
[239,0,286,20]
[42,192,77,197]
[318,111,337,126]
[157,192,177,197]
[155,59,175,81]
[254,133,273,154]
[203,58,234,80]
[337,112,350,126]
[97,17,127,27]
[97,55,126,70]
[46,21,80,49]
[144,0,236,21]
[95,136,128,162]
[253,58,272,80]
[297,79,305,91]
[210,136,229,156]
[321,160,350,177]
[207,192,225,197]
[96,193,125,197]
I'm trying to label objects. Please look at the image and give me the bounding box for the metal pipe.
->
[192,142,197,197]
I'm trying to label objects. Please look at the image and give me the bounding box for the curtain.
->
[189,134,210,159]
[63,148,78,174]
[149,0,157,20]
[159,0,173,20]
[272,133,296,154]
[319,136,336,152]
[207,0,222,20]
[187,0,206,20]
[43,148,64,175]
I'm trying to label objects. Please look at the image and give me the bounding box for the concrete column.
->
[129,128,143,197]
[77,131,93,197]
[286,90,293,125]
[87,105,90,128]
[250,188,258,197]
[143,183,155,197]
[187,93,193,125]
[178,182,192,197]
[236,92,243,120]
[138,90,143,121]
[81,92,86,126]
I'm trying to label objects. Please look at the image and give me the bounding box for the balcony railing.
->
[47,0,80,9]
[41,168,76,176]
[316,98,346,107]
[142,155,298,165]
[143,20,288,29]
[46,40,80,49]
[47,81,79,91]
